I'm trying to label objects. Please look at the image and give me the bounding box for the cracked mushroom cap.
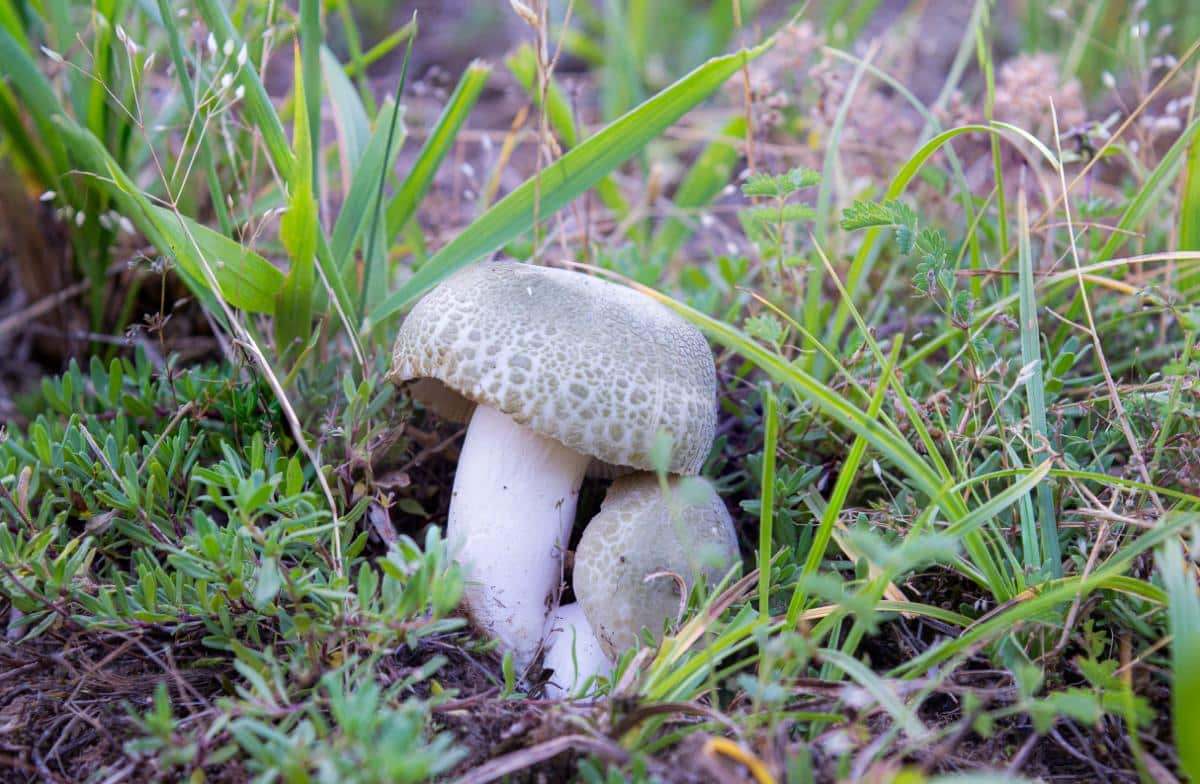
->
[573,473,739,658]
[388,261,717,475]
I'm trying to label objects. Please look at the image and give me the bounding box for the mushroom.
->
[388,261,716,672]
[541,602,611,698]
[569,473,740,661]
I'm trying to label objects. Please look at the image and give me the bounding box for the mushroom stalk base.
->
[447,404,590,671]
[542,602,612,699]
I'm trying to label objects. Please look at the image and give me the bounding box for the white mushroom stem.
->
[542,602,612,699]
[447,404,591,671]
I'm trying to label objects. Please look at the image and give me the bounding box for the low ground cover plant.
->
[0,1,1198,781]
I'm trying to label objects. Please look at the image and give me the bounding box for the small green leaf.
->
[285,457,304,497]
[253,558,283,608]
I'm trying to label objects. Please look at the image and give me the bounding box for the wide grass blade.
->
[1017,191,1060,577]
[0,25,70,180]
[368,41,772,327]
[1156,539,1200,781]
[299,0,322,184]
[55,119,284,314]
[1095,115,1200,266]
[276,47,319,353]
[650,115,746,261]
[384,61,491,241]
[507,43,628,218]
[330,97,406,268]
[1178,114,1200,295]
[322,45,372,181]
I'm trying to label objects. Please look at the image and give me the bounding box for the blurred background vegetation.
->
[1,1,1198,782]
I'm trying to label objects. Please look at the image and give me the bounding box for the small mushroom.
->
[570,473,740,661]
[389,262,716,671]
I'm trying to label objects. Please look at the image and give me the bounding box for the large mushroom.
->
[388,261,716,673]
[543,473,739,695]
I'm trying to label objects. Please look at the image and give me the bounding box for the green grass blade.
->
[1156,538,1200,782]
[894,513,1199,678]
[342,16,417,79]
[299,0,322,184]
[55,118,284,313]
[827,123,1029,363]
[507,43,628,218]
[819,648,928,740]
[360,27,414,321]
[0,84,54,185]
[368,42,772,327]
[788,338,899,623]
[322,45,372,174]
[168,209,285,314]
[810,242,1016,597]
[507,43,578,147]
[385,61,491,241]
[195,0,293,179]
[1095,115,1200,264]
[650,115,745,261]
[0,25,70,176]
[156,0,233,237]
[1017,192,1059,577]
[757,383,777,620]
[813,43,872,244]
[602,0,644,121]
[276,52,319,352]
[330,97,406,268]
[1178,115,1200,295]
[329,0,369,111]
[943,461,1052,540]
[639,280,1014,598]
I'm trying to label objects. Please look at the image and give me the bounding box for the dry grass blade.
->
[1049,101,1166,519]
[454,734,630,784]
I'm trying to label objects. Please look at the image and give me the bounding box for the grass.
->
[1,0,1199,781]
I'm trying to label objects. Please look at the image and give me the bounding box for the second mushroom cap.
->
[573,473,740,659]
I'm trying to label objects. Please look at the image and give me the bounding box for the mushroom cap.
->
[389,262,717,475]
[573,473,739,658]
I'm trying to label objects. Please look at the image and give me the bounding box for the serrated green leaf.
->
[914,228,947,266]
[742,171,787,198]
[840,200,895,231]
